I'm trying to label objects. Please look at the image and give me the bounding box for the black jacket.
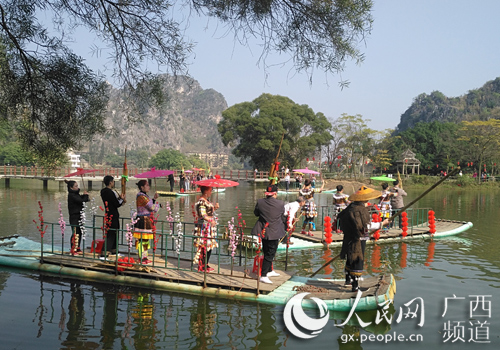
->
[100,187,124,228]
[338,202,371,264]
[67,188,90,217]
[251,196,286,240]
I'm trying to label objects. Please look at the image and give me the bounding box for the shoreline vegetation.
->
[323,174,498,190]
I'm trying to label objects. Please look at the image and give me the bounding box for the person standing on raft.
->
[100,175,126,256]
[133,180,160,264]
[193,186,219,272]
[66,180,90,255]
[338,186,390,292]
[251,184,286,284]
[332,184,350,233]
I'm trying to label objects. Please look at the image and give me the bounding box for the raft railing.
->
[38,207,433,275]
[315,206,433,241]
[40,215,258,277]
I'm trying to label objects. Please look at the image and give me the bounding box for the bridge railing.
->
[0,165,288,180]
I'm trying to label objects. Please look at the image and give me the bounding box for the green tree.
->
[103,154,124,168]
[1,0,373,163]
[330,114,378,178]
[390,121,459,173]
[149,148,207,170]
[0,142,33,165]
[456,120,500,183]
[127,149,151,168]
[218,94,333,169]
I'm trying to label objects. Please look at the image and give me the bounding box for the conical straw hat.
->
[349,186,382,202]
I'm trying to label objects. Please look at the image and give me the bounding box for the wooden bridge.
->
[0,165,282,189]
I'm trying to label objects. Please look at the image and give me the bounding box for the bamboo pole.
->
[387,167,460,222]
[309,167,460,278]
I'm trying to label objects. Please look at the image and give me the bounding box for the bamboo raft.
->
[279,219,473,251]
[0,236,395,311]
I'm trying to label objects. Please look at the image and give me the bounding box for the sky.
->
[69,0,500,131]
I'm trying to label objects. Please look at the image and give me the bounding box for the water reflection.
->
[189,297,217,348]
[61,283,95,349]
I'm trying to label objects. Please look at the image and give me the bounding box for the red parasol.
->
[292,167,320,175]
[195,177,239,188]
[64,168,99,191]
[135,167,174,178]
[135,167,174,192]
[64,167,99,177]
[196,176,239,201]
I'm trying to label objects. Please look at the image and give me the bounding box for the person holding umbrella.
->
[100,175,126,256]
[65,180,90,255]
[193,186,219,272]
[133,180,160,264]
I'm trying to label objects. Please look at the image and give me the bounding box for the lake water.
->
[0,179,499,349]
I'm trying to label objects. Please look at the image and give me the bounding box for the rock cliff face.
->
[396,77,500,132]
[86,75,228,162]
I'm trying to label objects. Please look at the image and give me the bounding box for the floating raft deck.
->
[278,219,473,251]
[0,236,394,311]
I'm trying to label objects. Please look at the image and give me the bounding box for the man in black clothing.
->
[251,184,286,284]
[100,175,126,256]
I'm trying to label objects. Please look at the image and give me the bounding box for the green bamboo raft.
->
[277,219,473,251]
[0,236,395,312]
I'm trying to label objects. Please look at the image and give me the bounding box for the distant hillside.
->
[395,77,500,132]
[84,75,229,165]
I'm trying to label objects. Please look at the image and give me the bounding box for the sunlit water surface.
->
[0,179,499,349]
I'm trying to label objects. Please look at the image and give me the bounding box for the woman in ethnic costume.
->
[133,180,160,264]
[193,186,219,272]
[299,179,317,236]
[338,186,389,292]
[66,180,90,255]
[332,185,350,233]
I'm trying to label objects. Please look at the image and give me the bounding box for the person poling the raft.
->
[193,186,219,272]
[338,186,390,292]
[299,179,317,236]
[282,196,306,245]
[133,180,160,264]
